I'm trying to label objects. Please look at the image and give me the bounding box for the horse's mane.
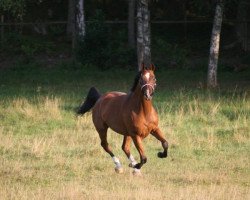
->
[130,71,142,92]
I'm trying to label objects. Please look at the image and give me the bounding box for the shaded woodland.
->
[0,0,250,87]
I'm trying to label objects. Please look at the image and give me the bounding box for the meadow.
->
[0,62,249,199]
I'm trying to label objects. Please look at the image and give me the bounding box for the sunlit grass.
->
[0,65,249,199]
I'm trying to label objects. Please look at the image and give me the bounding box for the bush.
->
[1,32,54,61]
[75,10,136,70]
[75,10,109,69]
[241,53,250,65]
[153,38,188,68]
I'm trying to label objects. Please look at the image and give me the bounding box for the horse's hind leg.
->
[122,136,137,167]
[97,127,123,173]
[151,128,168,158]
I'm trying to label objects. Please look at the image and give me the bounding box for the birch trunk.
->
[137,0,151,71]
[207,0,224,88]
[128,0,136,47]
[76,0,85,37]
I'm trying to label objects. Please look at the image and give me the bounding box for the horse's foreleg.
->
[132,135,147,170]
[151,128,168,158]
[122,136,137,167]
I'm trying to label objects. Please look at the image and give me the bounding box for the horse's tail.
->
[77,87,101,115]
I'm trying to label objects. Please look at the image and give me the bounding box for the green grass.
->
[0,62,249,199]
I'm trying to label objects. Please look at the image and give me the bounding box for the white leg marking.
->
[129,155,137,167]
[112,156,122,168]
[112,156,123,173]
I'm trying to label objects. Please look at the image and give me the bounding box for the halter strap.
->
[141,83,155,91]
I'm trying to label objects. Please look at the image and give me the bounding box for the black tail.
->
[77,87,101,115]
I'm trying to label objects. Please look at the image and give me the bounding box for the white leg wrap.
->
[112,156,122,168]
[129,155,137,167]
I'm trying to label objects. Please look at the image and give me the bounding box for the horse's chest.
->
[129,111,157,137]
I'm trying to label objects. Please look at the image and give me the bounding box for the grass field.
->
[0,62,249,199]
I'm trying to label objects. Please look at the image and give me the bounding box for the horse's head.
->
[139,63,157,101]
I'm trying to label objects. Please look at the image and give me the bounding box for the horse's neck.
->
[131,86,152,114]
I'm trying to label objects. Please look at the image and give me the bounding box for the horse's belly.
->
[106,118,128,135]
[108,124,127,135]
[93,93,128,135]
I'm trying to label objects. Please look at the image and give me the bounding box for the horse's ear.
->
[150,64,156,71]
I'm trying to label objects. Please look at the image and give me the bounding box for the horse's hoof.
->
[115,166,124,174]
[129,163,136,168]
[134,163,141,169]
[132,168,142,176]
[158,152,167,158]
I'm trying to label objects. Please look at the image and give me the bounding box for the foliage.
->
[187,0,213,17]
[154,38,188,68]
[1,32,54,62]
[76,10,109,69]
[0,0,66,20]
[48,25,65,37]
[0,0,27,19]
[241,54,250,65]
[76,10,136,70]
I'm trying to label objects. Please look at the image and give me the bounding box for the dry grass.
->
[0,66,249,199]
[0,92,249,200]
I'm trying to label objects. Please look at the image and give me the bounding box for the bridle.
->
[139,74,157,95]
[140,83,156,92]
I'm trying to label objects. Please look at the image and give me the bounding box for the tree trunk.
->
[76,0,85,37]
[128,0,136,47]
[67,0,76,37]
[137,0,151,71]
[207,1,224,88]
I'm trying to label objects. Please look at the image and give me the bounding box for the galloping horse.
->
[77,64,168,175]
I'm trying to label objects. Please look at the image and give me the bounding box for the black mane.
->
[130,71,142,92]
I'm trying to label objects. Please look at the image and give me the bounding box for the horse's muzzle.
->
[143,87,153,101]
[141,83,155,101]
[144,95,152,101]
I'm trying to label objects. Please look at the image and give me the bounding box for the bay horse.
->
[77,64,168,175]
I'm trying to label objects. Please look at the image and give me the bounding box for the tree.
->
[207,0,224,88]
[137,0,151,71]
[76,0,85,37]
[0,0,27,20]
[73,0,85,50]
[67,0,77,50]
[128,0,136,48]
